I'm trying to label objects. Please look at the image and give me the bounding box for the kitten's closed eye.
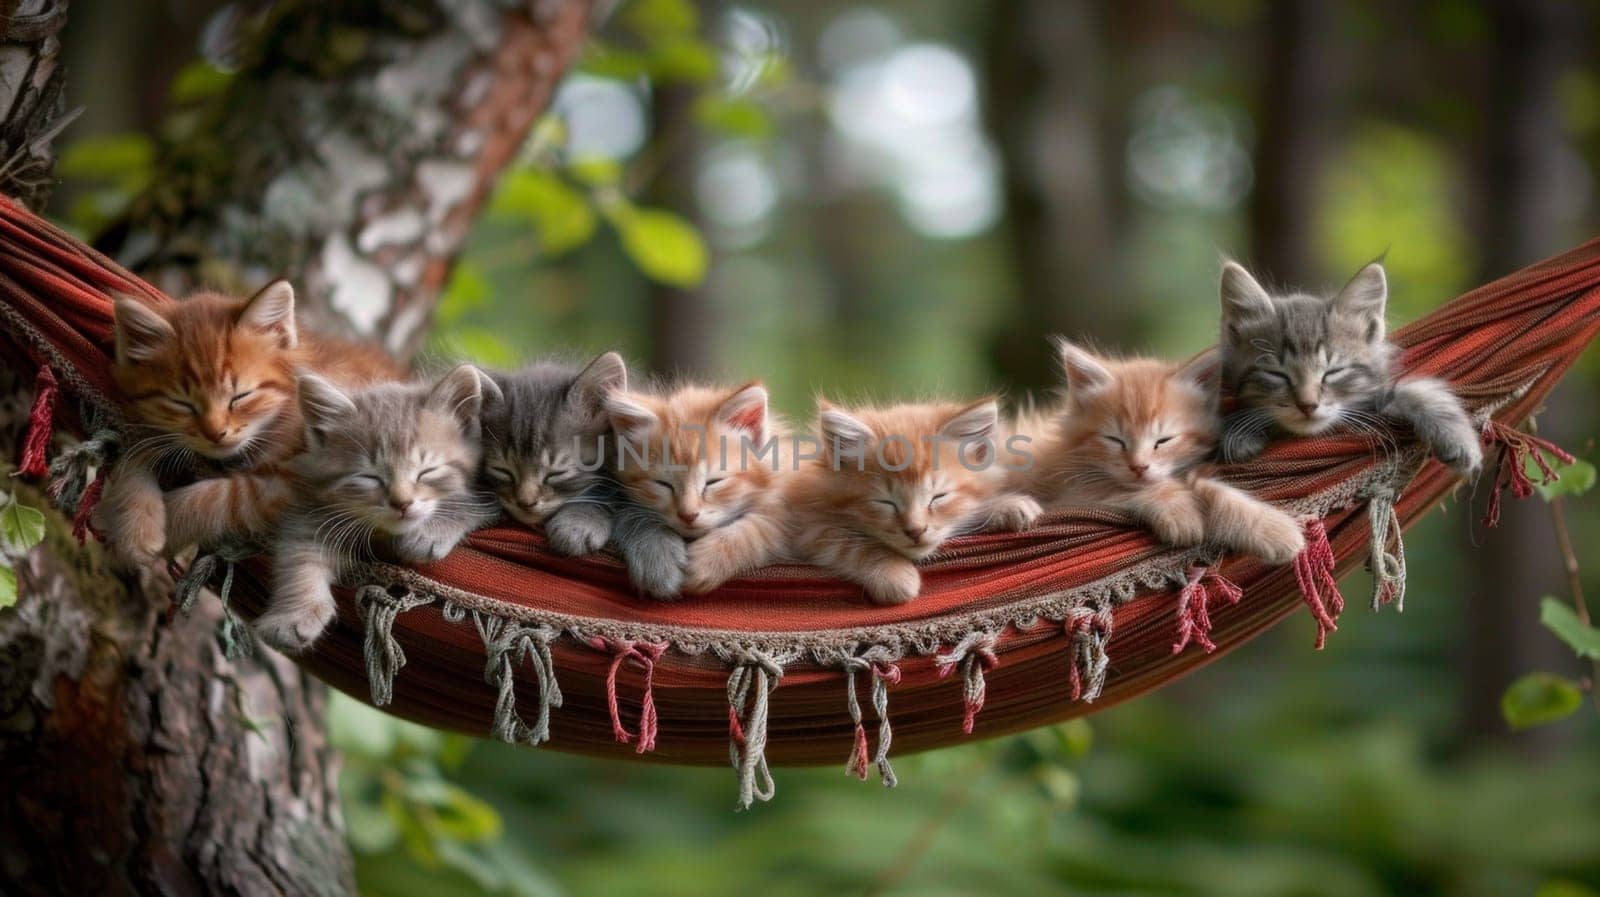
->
[652,479,676,494]
[1101,434,1125,448]
[165,396,199,415]
[870,498,898,509]
[1155,436,1175,447]
[229,389,255,409]
[355,473,384,486]
[488,466,515,483]
[417,466,443,482]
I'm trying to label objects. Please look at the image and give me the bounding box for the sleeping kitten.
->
[788,399,1041,605]
[102,280,401,569]
[258,365,494,651]
[1017,341,1304,563]
[606,382,790,595]
[1215,260,1482,476]
[479,352,686,598]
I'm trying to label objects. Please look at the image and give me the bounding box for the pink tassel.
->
[591,637,667,754]
[1482,421,1575,528]
[848,722,870,780]
[936,636,999,735]
[71,475,105,545]
[1172,566,1244,654]
[18,367,58,479]
[1292,519,1343,649]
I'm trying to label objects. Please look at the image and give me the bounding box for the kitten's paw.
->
[394,529,460,564]
[1433,432,1485,480]
[547,514,611,556]
[683,540,734,595]
[863,562,921,606]
[987,495,1042,532]
[1149,499,1206,547]
[1239,509,1305,565]
[254,599,337,653]
[101,510,165,572]
[627,536,687,600]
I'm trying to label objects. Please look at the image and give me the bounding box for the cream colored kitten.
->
[606,382,791,594]
[1017,340,1304,563]
[788,399,1041,605]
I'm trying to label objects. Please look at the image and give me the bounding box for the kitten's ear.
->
[113,296,175,364]
[1174,347,1219,388]
[428,364,486,428]
[237,279,298,349]
[715,383,768,439]
[297,374,356,443]
[1054,338,1113,395]
[479,372,506,411]
[606,393,660,443]
[571,351,628,418]
[818,402,872,456]
[1219,262,1274,339]
[1332,261,1388,343]
[941,399,999,465]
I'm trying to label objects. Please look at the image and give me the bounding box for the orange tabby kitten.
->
[606,382,791,595]
[788,399,1041,605]
[101,281,402,568]
[1016,340,1304,563]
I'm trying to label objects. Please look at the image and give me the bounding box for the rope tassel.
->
[1366,491,1407,612]
[1292,519,1344,649]
[17,366,58,479]
[837,646,900,787]
[1064,601,1114,702]
[727,649,784,810]
[45,426,119,526]
[469,611,563,747]
[358,585,434,706]
[935,631,999,734]
[591,637,667,754]
[172,543,256,657]
[1482,420,1575,528]
[1172,566,1243,654]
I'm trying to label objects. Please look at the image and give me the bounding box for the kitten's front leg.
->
[393,514,474,564]
[683,514,783,594]
[850,547,923,606]
[1383,378,1483,479]
[1192,477,1304,564]
[545,501,613,556]
[1124,479,1206,547]
[977,492,1043,532]
[614,506,686,599]
[97,463,166,570]
[258,535,343,652]
[1217,411,1273,464]
[164,472,292,554]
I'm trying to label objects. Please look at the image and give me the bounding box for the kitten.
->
[1017,341,1305,563]
[788,399,1041,606]
[606,382,790,595]
[258,365,494,651]
[478,353,686,598]
[102,280,400,568]
[1216,260,1483,476]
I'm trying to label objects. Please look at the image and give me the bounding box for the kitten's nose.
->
[390,498,414,515]
[1128,462,1149,478]
[903,524,927,542]
[678,510,700,525]
[1296,401,1320,417]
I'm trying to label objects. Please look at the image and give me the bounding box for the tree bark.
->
[0,1,591,893]
[645,81,715,377]
[0,0,73,210]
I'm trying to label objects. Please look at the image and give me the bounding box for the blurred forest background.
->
[44,0,1600,894]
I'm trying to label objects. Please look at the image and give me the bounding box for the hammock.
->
[1,195,1597,808]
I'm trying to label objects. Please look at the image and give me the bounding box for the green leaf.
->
[1540,596,1600,659]
[427,783,503,843]
[621,0,700,43]
[1538,880,1600,897]
[1530,453,1596,500]
[1501,672,1584,730]
[612,207,709,288]
[566,156,623,187]
[489,169,597,256]
[695,95,772,140]
[649,39,719,84]
[0,564,16,610]
[169,62,234,104]
[0,498,46,555]
[57,134,156,184]
[579,47,654,80]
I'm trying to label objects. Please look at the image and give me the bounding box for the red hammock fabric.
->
[2,196,1598,796]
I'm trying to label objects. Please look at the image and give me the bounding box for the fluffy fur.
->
[258,365,495,651]
[1216,260,1483,477]
[606,382,791,595]
[788,399,1041,605]
[1017,341,1304,563]
[100,281,400,571]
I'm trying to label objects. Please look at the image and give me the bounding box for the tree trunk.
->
[1458,0,1581,747]
[1247,0,1332,287]
[645,81,715,377]
[984,0,1123,393]
[0,2,591,893]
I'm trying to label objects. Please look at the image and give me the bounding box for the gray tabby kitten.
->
[479,352,686,599]
[1216,260,1483,477]
[258,364,495,651]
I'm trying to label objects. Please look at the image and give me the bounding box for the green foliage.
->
[1541,880,1600,897]
[608,205,708,287]
[490,170,598,257]
[1501,672,1585,730]
[1540,596,1600,660]
[168,61,234,104]
[0,489,45,610]
[56,133,156,235]
[0,566,15,610]
[1530,452,1598,501]
[694,95,773,140]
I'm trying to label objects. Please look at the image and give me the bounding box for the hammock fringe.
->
[935,630,999,735]
[727,649,783,810]
[1365,490,1407,612]
[18,364,57,478]
[1481,420,1575,528]
[1172,565,1243,654]
[592,636,666,754]
[358,584,433,707]
[1292,519,1344,649]
[465,608,563,747]
[1064,601,1114,702]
